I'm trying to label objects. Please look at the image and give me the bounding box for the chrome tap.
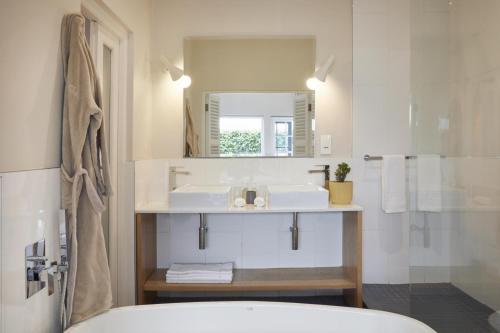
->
[168,166,190,191]
[25,239,67,298]
[308,164,330,188]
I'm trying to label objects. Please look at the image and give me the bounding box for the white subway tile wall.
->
[156,212,343,270]
[0,169,61,332]
[136,156,409,284]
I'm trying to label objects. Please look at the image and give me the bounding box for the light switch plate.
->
[320,135,331,155]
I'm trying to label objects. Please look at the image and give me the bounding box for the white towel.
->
[417,155,442,212]
[167,263,233,274]
[167,279,232,284]
[167,272,233,278]
[381,155,407,213]
[166,263,233,284]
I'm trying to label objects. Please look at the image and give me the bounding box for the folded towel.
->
[167,279,232,284]
[168,269,232,274]
[166,273,233,278]
[417,155,442,212]
[167,273,232,279]
[167,263,233,274]
[382,155,407,213]
[166,263,233,284]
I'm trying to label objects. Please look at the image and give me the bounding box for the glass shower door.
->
[409,0,500,332]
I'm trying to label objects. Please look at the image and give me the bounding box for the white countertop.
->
[135,203,363,214]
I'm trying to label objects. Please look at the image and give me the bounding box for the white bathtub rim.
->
[66,301,436,332]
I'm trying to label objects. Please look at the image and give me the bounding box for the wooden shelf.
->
[144,267,356,292]
[136,211,363,307]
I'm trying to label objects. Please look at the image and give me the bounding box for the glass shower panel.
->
[410,0,500,331]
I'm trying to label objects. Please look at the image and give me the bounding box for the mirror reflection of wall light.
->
[160,56,192,88]
[306,54,335,90]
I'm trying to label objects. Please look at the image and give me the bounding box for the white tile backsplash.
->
[135,158,347,208]
[0,168,61,333]
[156,212,344,270]
[278,231,315,268]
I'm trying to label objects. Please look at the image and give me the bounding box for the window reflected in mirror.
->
[183,37,316,158]
[203,92,314,158]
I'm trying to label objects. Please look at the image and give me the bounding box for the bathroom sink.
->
[169,185,231,210]
[267,184,329,209]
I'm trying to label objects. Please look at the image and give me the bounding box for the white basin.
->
[169,185,231,210]
[267,184,329,209]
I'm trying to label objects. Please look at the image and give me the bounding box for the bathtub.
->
[66,302,436,333]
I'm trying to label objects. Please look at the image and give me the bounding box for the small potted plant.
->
[329,162,352,204]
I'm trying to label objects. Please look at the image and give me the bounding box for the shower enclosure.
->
[409,0,500,331]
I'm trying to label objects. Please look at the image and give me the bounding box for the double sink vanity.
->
[156,184,332,211]
[135,35,362,308]
[135,183,363,308]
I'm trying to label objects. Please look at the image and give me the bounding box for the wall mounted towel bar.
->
[363,155,416,161]
[363,154,446,161]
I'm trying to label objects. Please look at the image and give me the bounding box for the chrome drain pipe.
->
[290,212,299,250]
[199,213,208,250]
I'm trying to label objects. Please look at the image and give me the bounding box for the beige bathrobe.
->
[60,14,113,326]
[185,100,200,157]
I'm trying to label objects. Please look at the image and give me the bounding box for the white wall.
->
[351,0,411,284]
[219,93,294,118]
[0,169,61,333]
[1,2,77,331]
[0,0,154,173]
[150,0,353,159]
[100,0,154,160]
[0,0,81,173]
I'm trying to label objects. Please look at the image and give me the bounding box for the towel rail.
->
[363,155,416,161]
[363,154,446,161]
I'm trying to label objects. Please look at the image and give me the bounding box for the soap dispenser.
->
[245,185,257,205]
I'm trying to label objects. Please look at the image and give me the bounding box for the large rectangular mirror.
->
[183,37,316,158]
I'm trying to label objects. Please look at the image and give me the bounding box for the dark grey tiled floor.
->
[364,284,498,333]
[157,284,498,333]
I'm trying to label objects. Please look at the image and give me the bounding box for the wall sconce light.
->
[306,54,335,90]
[160,55,192,88]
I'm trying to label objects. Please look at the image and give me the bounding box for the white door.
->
[88,21,119,303]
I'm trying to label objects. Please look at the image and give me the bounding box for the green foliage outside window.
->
[220,131,261,156]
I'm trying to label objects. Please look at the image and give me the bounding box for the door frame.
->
[82,0,135,306]
[89,20,120,303]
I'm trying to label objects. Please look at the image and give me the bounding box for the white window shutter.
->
[309,93,315,155]
[293,93,310,156]
[205,94,220,157]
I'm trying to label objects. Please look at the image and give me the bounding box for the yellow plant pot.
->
[329,181,353,205]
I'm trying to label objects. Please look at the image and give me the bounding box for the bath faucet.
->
[308,164,330,188]
[169,166,190,191]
